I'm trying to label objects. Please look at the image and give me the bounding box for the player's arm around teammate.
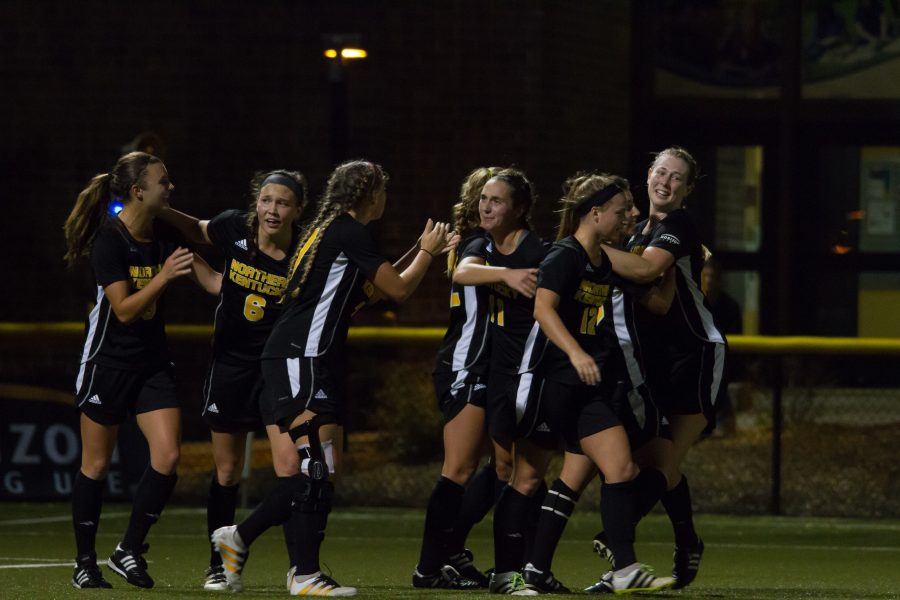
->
[601,147,725,588]
[413,167,502,590]
[63,152,194,590]
[161,170,311,590]
[502,174,674,594]
[214,160,452,597]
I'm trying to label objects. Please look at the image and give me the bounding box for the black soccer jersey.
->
[519,237,629,385]
[485,230,548,375]
[433,231,491,377]
[76,218,180,379]
[627,208,725,351]
[262,214,387,360]
[207,209,291,362]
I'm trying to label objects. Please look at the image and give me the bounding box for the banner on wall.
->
[0,384,144,500]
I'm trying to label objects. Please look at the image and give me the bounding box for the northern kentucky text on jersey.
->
[574,280,610,306]
[129,265,162,289]
[228,258,288,296]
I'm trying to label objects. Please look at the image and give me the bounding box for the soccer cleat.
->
[203,564,228,591]
[72,553,112,589]
[523,563,570,593]
[592,531,615,567]
[412,565,481,589]
[211,525,248,592]
[287,565,297,591]
[611,564,674,594]
[290,571,357,596]
[445,548,490,587]
[583,570,614,594]
[489,571,539,596]
[107,543,153,589]
[672,537,704,589]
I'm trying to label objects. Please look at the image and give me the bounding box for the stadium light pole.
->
[324,34,367,165]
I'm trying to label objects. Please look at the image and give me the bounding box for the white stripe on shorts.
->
[287,357,301,398]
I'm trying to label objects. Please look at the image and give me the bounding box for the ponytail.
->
[63,151,162,268]
[63,173,111,268]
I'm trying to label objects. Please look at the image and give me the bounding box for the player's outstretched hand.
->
[420,219,451,256]
[441,230,462,255]
[162,247,194,281]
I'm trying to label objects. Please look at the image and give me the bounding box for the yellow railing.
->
[3,322,900,354]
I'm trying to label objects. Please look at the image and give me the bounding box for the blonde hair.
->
[556,172,630,241]
[283,160,387,300]
[650,146,699,191]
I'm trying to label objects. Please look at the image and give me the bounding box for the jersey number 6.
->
[243,293,267,322]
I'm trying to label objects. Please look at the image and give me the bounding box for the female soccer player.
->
[160,169,308,591]
[450,168,548,595]
[416,166,545,589]
[494,173,675,595]
[64,152,214,589]
[213,159,454,597]
[603,147,726,588]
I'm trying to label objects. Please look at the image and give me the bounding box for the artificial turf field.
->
[1,503,899,599]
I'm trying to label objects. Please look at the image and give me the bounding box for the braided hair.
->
[284,160,388,300]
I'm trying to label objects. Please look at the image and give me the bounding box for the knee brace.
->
[292,474,334,514]
[298,440,334,479]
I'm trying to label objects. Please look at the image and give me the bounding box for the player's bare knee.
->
[81,460,110,480]
[272,451,300,477]
[152,447,180,474]
[604,461,638,484]
[216,463,243,487]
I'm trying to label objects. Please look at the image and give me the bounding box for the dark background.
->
[2,1,898,333]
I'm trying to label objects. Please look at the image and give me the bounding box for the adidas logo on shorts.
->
[234,239,248,250]
[314,389,328,400]
[536,422,550,433]
[207,403,219,414]
[87,394,102,405]
[473,383,487,391]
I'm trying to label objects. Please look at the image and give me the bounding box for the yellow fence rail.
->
[3,322,900,354]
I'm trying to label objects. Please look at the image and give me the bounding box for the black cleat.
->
[523,564,570,593]
[583,570,614,594]
[413,565,481,589]
[107,543,153,589]
[445,548,490,587]
[672,537,704,589]
[592,531,614,567]
[72,553,112,589]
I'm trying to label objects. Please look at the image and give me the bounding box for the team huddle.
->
[62,147,725,596]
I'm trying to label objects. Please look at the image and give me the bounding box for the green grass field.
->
[2,503,899,599]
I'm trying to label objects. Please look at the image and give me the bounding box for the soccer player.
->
[64,152,216,589]
[501,173,675,595]
[450,169,548,595]
[415,166,546,589]
[159,170,309,591]
[212,160,454,597]
[603,147,726,588]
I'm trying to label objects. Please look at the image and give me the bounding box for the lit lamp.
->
[323,34,366,164]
